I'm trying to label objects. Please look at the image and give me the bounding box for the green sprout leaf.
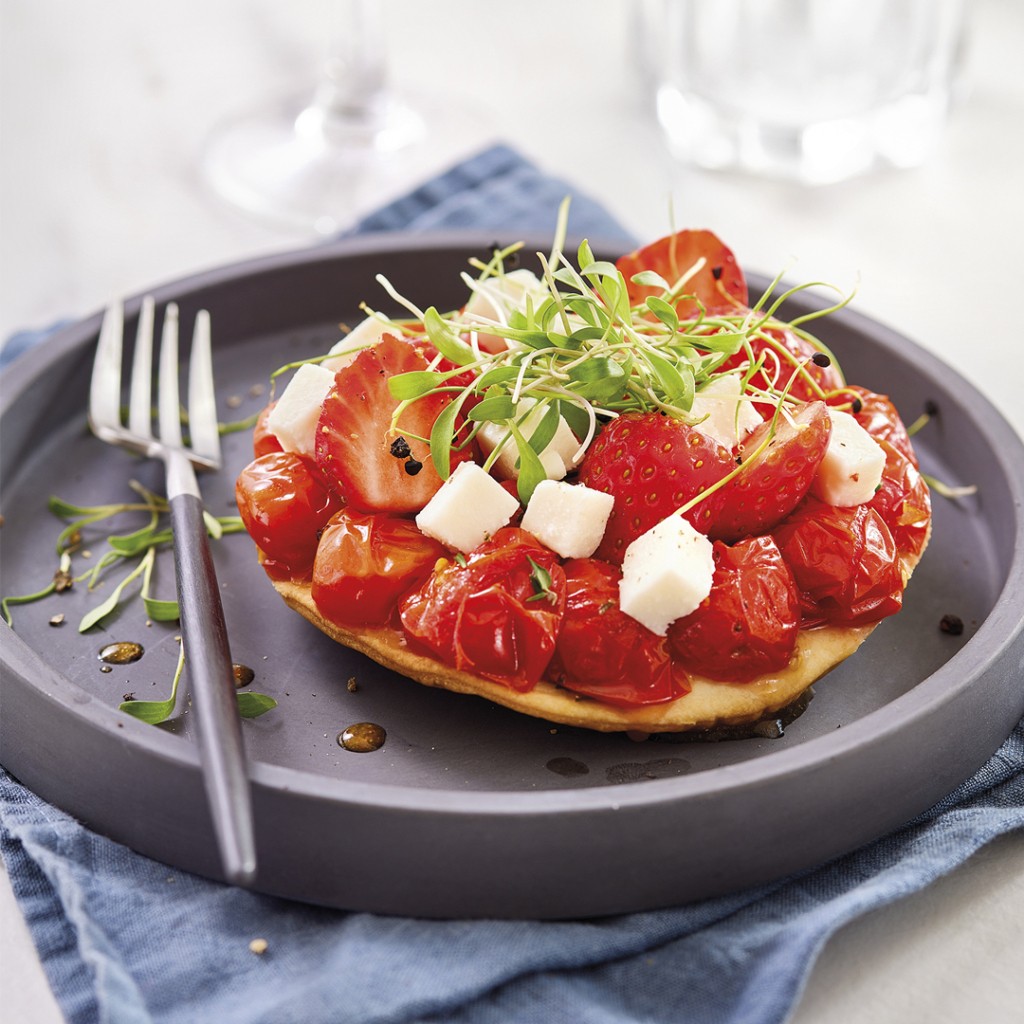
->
[236,692,279,718]
[119,642,185,724]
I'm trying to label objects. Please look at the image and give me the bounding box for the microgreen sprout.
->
[1,485,276,721]
[346,207,858,509]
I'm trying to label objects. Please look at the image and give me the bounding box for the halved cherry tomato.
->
[399,527,565,691]
[547,558,688,706]
[772,497,904,627]
[667,536,800,682]
[235,451,341,578]
[253,403,283,457]
[867,439,931,561]
[311,509,446,628]
[617,229,747,319]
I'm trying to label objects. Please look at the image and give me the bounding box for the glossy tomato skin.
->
[235,451,341,578]
[667,536,800,682]
[253,403,283,457]
[399,527,565,692]
[772,497,903,627]
[546,559,688,706]
[867,439,931,561]
[311,509,447,628]
[617,229,747,318]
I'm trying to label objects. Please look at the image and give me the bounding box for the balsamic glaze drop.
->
[337,722,386,753]
[98,641,144,665]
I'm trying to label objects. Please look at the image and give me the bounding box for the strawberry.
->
[720,326,843,407]
[315,334,474,514]
[576,412,735,564]
[617,229,747,319]
[708,400,832,542]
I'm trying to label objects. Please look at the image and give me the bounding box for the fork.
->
[89,296,257,886]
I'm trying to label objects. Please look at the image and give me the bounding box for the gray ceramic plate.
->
[2,234,1023,919]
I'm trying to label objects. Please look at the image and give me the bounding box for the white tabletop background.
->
[2,1,1022,1021]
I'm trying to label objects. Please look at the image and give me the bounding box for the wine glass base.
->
[201,94,482,236]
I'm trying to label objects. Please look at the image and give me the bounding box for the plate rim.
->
[3,230,1023,819]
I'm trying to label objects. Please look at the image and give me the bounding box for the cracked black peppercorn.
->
[939,614,964,635]
[389,436,412,459]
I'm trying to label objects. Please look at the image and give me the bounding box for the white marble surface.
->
[1,1,1022,1021]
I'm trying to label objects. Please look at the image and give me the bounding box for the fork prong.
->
[89,301,125,433]
[128,295,156,439]
[186,309,221,465]
[158,303,183,448]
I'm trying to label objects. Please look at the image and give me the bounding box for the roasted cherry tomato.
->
[235,451,341,577]
[772,497,904,627]
[617,229,747,319]
[547,558,688,706]
[399,528,565,692]
[667,536,800,682]
[252,402,283,457]
[311,509,446,628]
[867,439,931,561]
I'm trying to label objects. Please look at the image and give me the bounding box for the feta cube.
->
[619,514,715,635]
[322,315,395,371]
[476,399,580,481]
[812,408,886,506]
[520,480,615,559]
[415,461,520,553]
[265,363,336,459]
[690,374,762,450]
[465,269,547,352]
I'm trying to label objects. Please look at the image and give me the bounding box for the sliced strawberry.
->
[720,326,843,407]
[708,401,832,543]
[315,334,474,514]
[617,229,747,319]
[576,412,735,564]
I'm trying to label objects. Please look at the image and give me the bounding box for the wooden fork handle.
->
[169,490,257,886]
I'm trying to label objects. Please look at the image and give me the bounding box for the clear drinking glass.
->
[653,0,969,185]
[201,1,475,235]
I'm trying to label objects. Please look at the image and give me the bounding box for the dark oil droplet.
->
[98,641,144,665]
[546,756,590,777]
[233,664,255,688]
[337,722,386,753]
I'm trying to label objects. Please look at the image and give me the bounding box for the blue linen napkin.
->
[2,143,1023,1024]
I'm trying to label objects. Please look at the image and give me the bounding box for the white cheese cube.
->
[812,408,886,506]
[322,315,395,371]
[520,480,615,559]
[465,269,547,352]
[265,363,336,459]
[476,399,580,481]
[619,514,715,635]
[415,461,520,553]
[690,374,762,450]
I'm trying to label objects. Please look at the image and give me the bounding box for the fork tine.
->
[158,303,183,448]
[128,295,155,439]
[89,301,124,432]
[186,309,221,465]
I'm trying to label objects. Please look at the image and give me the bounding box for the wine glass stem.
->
[315,0,387,124]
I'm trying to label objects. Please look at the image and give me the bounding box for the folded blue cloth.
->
[2,144,1023,1024]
